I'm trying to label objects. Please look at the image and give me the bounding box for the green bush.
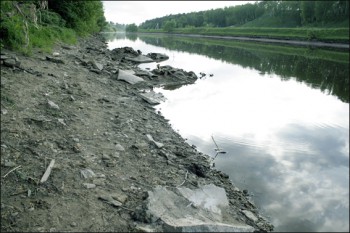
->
[40,10,66,27]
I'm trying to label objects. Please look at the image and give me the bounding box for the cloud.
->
[102,1,254,25]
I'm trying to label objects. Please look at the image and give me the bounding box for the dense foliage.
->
[47,0,106,35]
[139,1,349,29]
[103,21,126,32]
[125,23,138,33]
[0,0,106,53]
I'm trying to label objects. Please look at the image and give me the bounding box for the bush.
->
[40,10,66,27]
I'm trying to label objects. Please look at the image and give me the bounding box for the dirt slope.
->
[1,34,273,232]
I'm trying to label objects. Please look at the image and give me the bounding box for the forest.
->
[137,1,349,30]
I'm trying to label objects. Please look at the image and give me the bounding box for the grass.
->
[139,27,349,43]
[139,33,349,64]
[29,25,77,53]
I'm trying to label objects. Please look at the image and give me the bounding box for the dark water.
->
[104,32,349,232]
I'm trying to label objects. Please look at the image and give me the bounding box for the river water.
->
[104,32,349,232]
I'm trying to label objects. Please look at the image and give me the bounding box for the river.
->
[103,32,349,232]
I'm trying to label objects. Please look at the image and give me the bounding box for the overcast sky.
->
[103,1,255,26]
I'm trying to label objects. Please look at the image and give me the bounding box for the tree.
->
[300,1,315,24]
[163,20,176,32]
[125,23,138,32]
[48,0,106,35]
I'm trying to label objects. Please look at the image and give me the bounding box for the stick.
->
[176,170,189,187]
[211,135,220,150]
[2,165,22,178]
[40,159,55,183]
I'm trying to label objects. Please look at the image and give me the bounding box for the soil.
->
[1,34,274,232]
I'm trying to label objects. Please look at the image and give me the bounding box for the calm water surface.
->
[104,33,349,232]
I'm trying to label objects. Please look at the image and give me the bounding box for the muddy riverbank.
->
[1,34,273,232]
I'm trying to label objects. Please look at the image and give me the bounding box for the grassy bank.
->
[139,33,349,64]
[0,1,106,55]
[138,27,349,43]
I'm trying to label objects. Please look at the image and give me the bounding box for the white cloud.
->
[102,1,254,25]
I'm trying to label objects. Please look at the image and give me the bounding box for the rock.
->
[80,168,96,179]
[145,185,255,232]
[3,58,20,68]
[134,225,157,232]
[187,163,209,178]
[47,100,60,110]
[1,109,8,115]
[146,134,164,149]
[124,55,154,63]
[72,143,82,153]
[163,218,254,232]
[98,194,122,207]
[177,184,229,216]
[146,53,169,62]
[4,160,16,167]
[46,56,65,64]
[134,70,158,78]
[117,69,144,84]
[90,68,101,74]
[115,143,125,151]
[62,45,76,50]
[57,118,66,126]
[139,91,165,105]
[111,192,128,204]
[91,60,103,70]
[83,183,96,189]
[102,154,111,160]
[241,210,258,223]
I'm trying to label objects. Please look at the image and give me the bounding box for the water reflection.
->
[104,32,349,232]
[137,34,349,103]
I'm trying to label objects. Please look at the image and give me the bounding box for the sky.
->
[102,1,255,26]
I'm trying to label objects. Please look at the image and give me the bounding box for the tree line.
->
[136,1,349,31]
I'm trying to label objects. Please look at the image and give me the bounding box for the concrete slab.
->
[146,185,255,232]
[125,55,154,63]
[117,69,144,84]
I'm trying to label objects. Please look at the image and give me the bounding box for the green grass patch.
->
[139,27,349,43]
[29,25,77,53]
[139,33,349,64]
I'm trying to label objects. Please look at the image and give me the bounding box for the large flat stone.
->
[146,185,255,232]
[117,69,144,84]
[139,91,165,105]
[163,217,254,232]
[125,55,154,63]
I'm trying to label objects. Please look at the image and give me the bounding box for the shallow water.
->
[105,32,349,232]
